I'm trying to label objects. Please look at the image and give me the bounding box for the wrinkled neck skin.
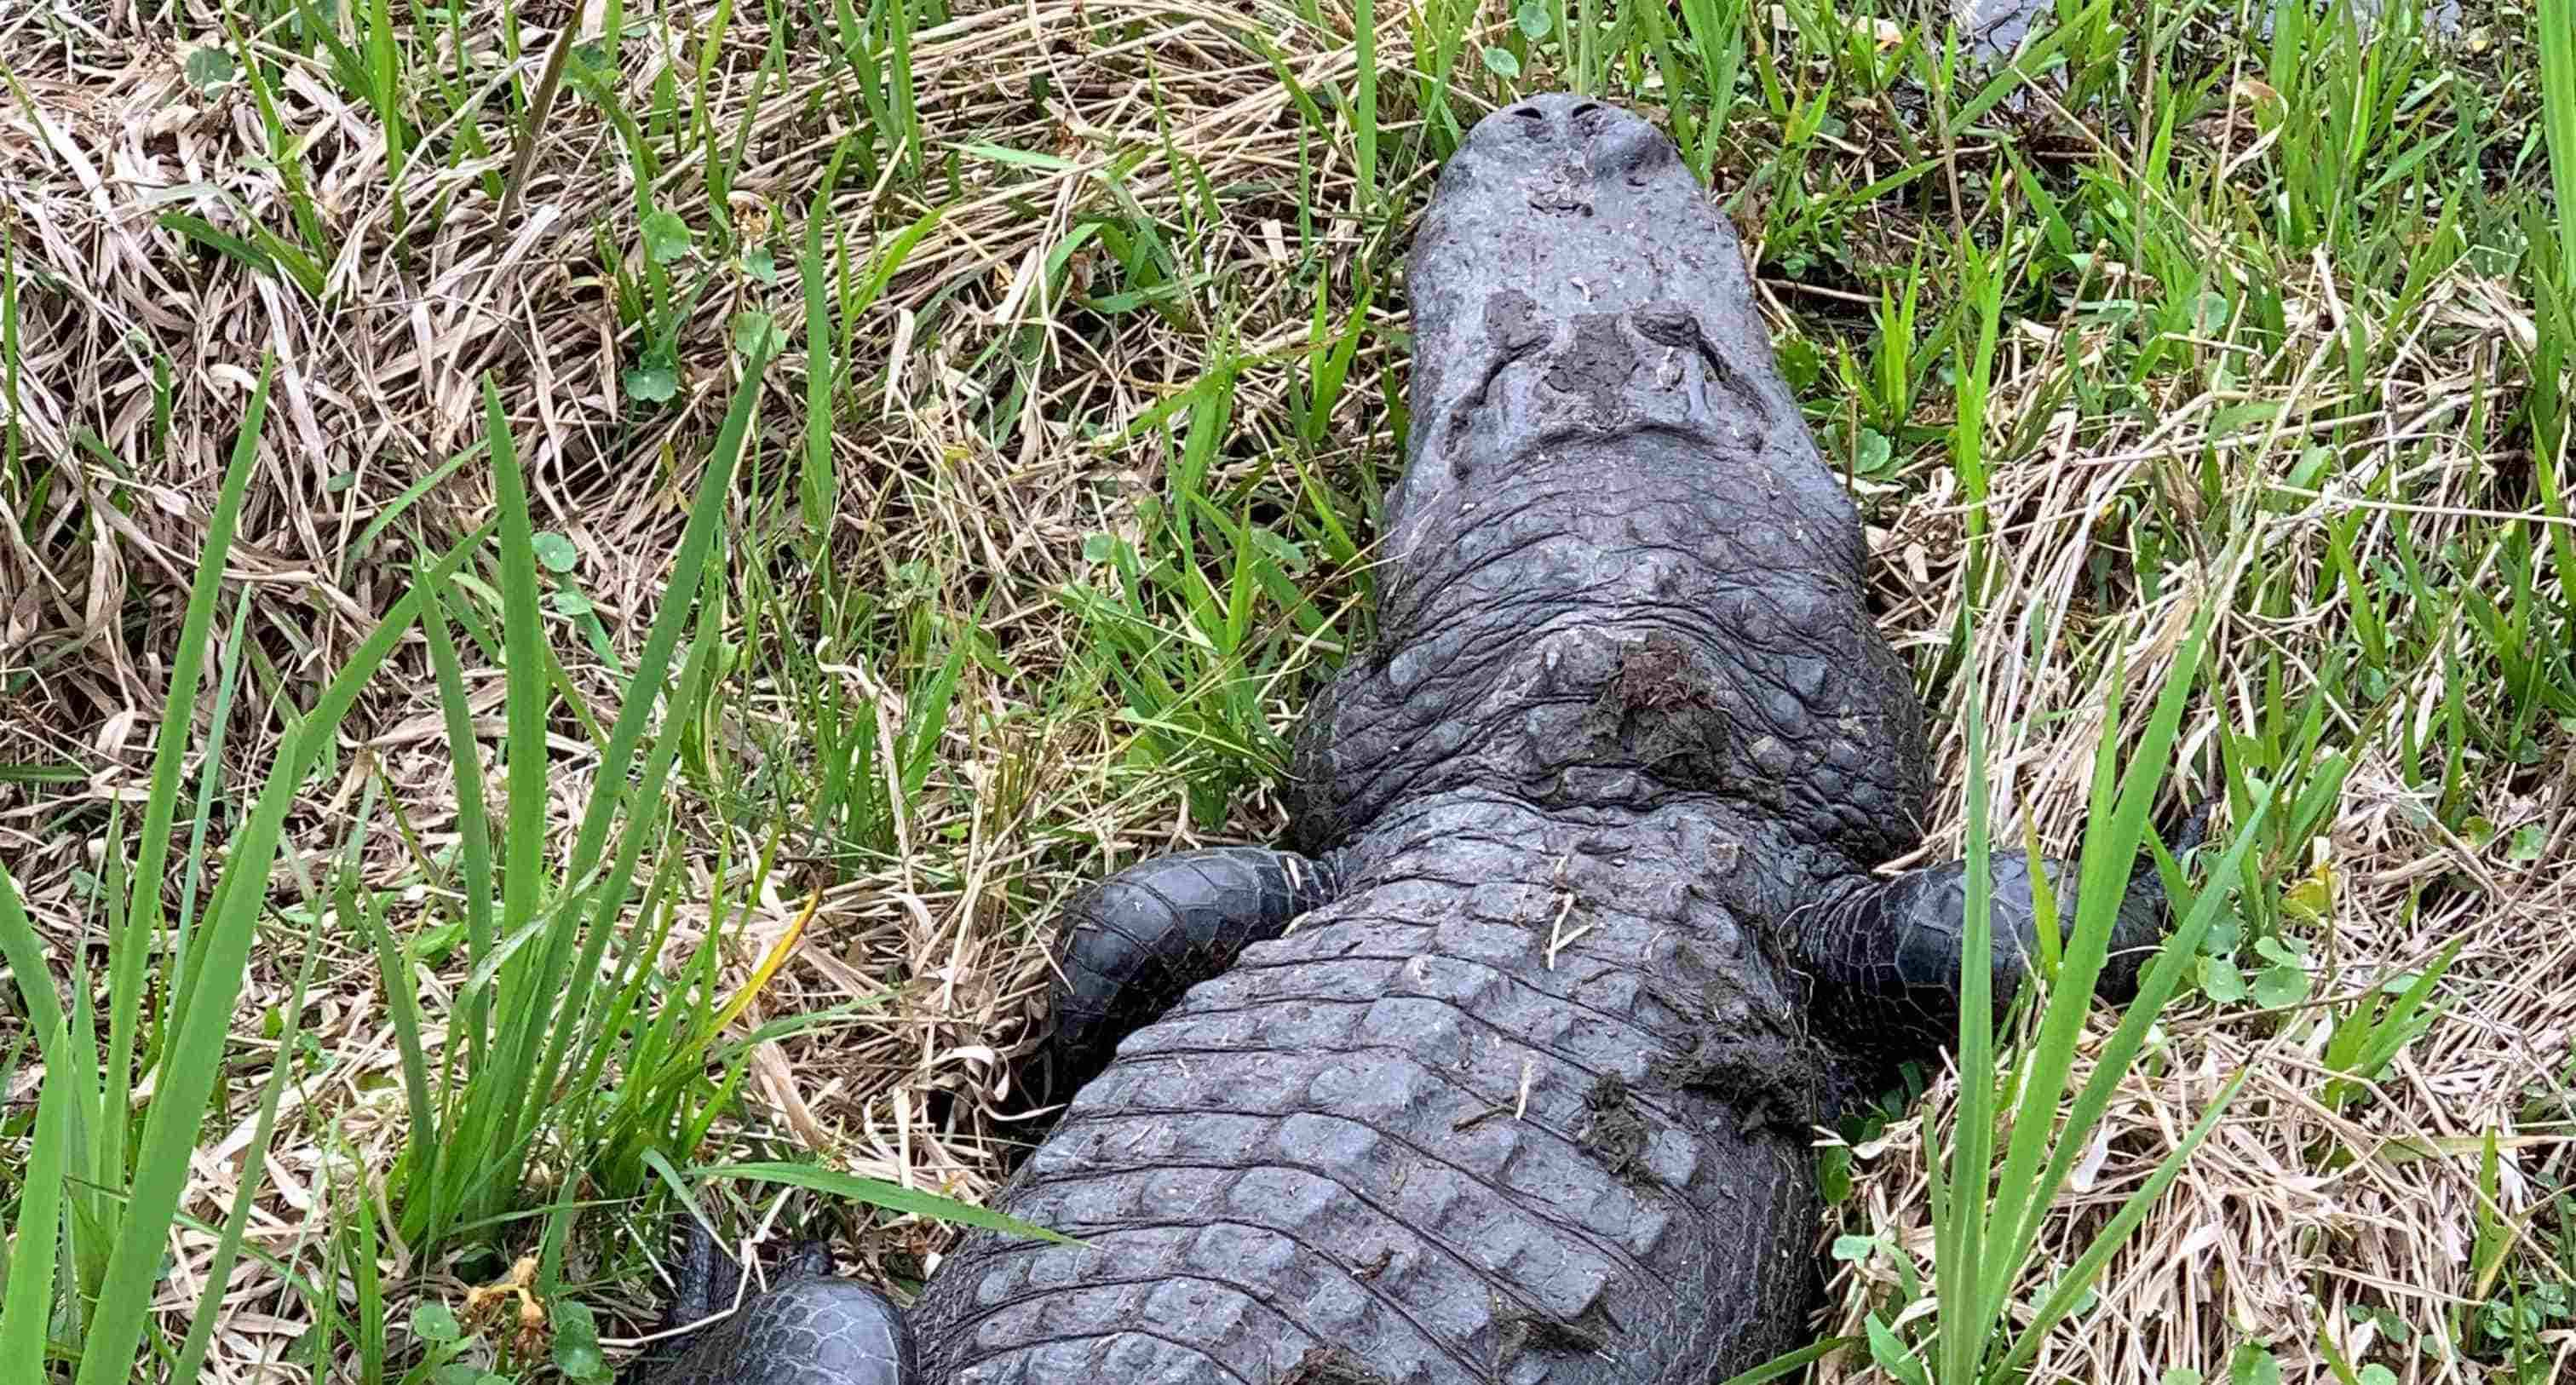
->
[1289,95,1934,937]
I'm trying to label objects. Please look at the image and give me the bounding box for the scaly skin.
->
[632,1238,916,1385]
[1033,845,1356,1105]
[632,94,2204,1385]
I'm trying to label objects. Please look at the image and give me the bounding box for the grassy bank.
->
[1,0,2572,1381]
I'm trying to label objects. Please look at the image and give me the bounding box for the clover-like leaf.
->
[411,1302,463,1345]
[641,210,693,265]
[624,364,678,404]
[2251,963,2310,1009]
[2198,955,2247,1004]
[531,532,578,574]
[185,48,238,93]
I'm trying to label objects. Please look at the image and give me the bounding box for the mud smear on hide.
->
[1494,1298,1620,1371]
[1578,1073,1657,1187]
[1646,945,1831,1135]
[1579,634,1734,792]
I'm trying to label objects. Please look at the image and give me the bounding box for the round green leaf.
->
[623,365,678,404]
[552,1301,607,1383]
[1854,427,1895,476]
[2251,963,2310,1009]
[732,311,784,356]
[531,532,578,573]
[2198,955,2248,1004]
[185,48,238,92]
[411,1302,463,1344]
[641,210,693,265]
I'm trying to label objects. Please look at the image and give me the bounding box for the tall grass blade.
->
[1936,617,1998,1385]
[155,357,275,1006]
[171,901,331,1385]
[1354,0,1378,210]
[2541,0,2576,291]
[461,370,566,1233]
[1977,610,2217,1318]
[0,1042,72,1385]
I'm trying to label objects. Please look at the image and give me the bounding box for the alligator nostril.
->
[1601,119,1677,186]
[1511,103,1546,122]
[1570,101,1604,118]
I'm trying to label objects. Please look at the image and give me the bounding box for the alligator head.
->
[1388,95,1846,572]
[1295,95,1932,867]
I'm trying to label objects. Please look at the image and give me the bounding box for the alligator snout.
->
[1482,92,1680,202]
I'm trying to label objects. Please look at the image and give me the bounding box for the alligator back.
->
[909,796,1830,1382]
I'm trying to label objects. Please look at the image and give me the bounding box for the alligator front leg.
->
[1786,802,2215,1064]
[1032,844,1352,1104]
[633,1223,917,1385]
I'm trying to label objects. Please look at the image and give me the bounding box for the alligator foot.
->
[1787,797,2218,1064]
[628,1223,917,1385]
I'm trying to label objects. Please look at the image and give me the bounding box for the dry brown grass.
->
[2,0,2571,1382]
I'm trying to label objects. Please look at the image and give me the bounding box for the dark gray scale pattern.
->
[911,798,1826,1383]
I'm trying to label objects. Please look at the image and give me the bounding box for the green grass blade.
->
[175,589,255,968]
[2543,0,2576,291]
[170,901,329,1385]
[417,560,497,1065]
[1989,1066,2255,1380]
[1353,0,1378,210]
[0,1032,72,1385]
[471,370,564,1223]
[710,1161,1077,1244]
[1714,1336,1866,1385]
[800,141,851,538]
[1977,609,2215,1319]
[1937,622,1999,1385]
[365,877,440,1164]
[405,558,497,1248]
[158,358,273,1007]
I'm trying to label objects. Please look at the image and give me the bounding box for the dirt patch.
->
[1648,1027,1826,1136]
[1580,635,1734,790]
[1578,1074,1658,1187]
[1644,946,1831,1134]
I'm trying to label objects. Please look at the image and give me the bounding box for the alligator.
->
[630,93,2205,1385]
